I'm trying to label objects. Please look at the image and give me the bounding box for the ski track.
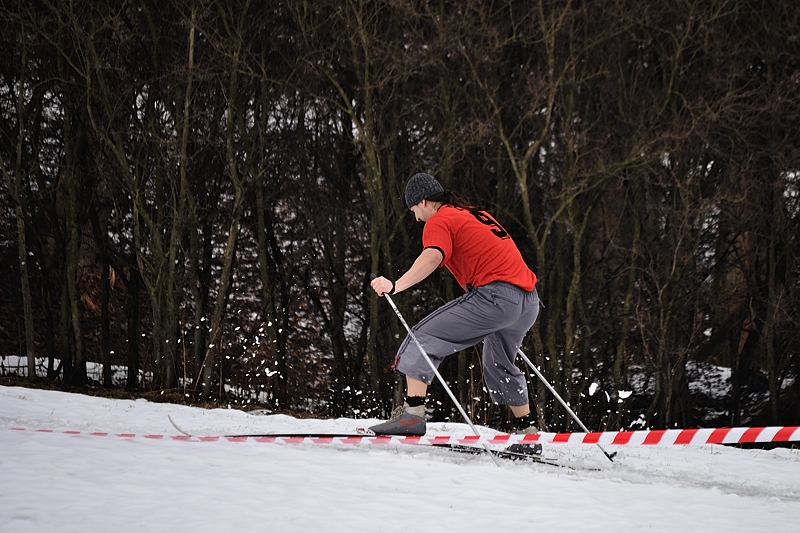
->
[2,385,799,532]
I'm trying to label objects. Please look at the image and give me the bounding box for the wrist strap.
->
[388,280,396,295]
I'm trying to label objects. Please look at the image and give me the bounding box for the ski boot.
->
[369,403,426,436]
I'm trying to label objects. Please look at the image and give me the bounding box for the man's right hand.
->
[370,276,394,296]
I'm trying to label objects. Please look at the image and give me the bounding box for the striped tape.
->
[7,426,800,446]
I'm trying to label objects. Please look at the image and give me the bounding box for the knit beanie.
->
[404,173,444,208]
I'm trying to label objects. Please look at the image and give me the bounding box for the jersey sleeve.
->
[422,216,453,267]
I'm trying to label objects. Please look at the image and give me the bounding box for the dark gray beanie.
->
[405,173,444,208]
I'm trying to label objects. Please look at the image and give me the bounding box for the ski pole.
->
[516,348,617,462]
[373,275,502,467]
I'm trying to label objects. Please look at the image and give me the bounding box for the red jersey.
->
[422,205,537,291]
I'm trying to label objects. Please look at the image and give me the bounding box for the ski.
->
[437,442,603,470]
[168,415,194,436]
[436,443,561,466]
[167,416,588,469]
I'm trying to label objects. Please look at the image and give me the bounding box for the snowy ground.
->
[1,385,799,532]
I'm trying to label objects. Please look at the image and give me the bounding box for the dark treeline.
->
[1,0,799,431]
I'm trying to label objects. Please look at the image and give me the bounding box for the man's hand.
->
[370,276,394,296]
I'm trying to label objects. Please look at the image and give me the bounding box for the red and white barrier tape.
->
[7,426,800,446]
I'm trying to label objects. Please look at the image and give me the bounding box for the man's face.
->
[410,200,434,222]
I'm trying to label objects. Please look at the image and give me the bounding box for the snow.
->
[686,360,732,399]
[2,385,799,532]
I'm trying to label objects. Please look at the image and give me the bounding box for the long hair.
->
[426,189,473,209]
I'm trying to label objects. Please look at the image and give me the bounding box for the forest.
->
[1,0,799,432]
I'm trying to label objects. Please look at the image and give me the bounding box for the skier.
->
[370,173,541,436]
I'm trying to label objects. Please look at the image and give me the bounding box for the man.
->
[370,173,541,436]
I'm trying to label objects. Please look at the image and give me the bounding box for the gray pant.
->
[394,282,540,406]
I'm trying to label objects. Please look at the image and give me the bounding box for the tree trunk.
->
[611,181,640,430]
[199,191,244,400]
[64,149,86,386]
[0,42,39,383]
[126,268,141,390]
[201,34,245,399]
[100,253,111,387]
[255,191,287,407]
[92,207,113,387]
[10,173,37,382]
[58,277,72,380]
